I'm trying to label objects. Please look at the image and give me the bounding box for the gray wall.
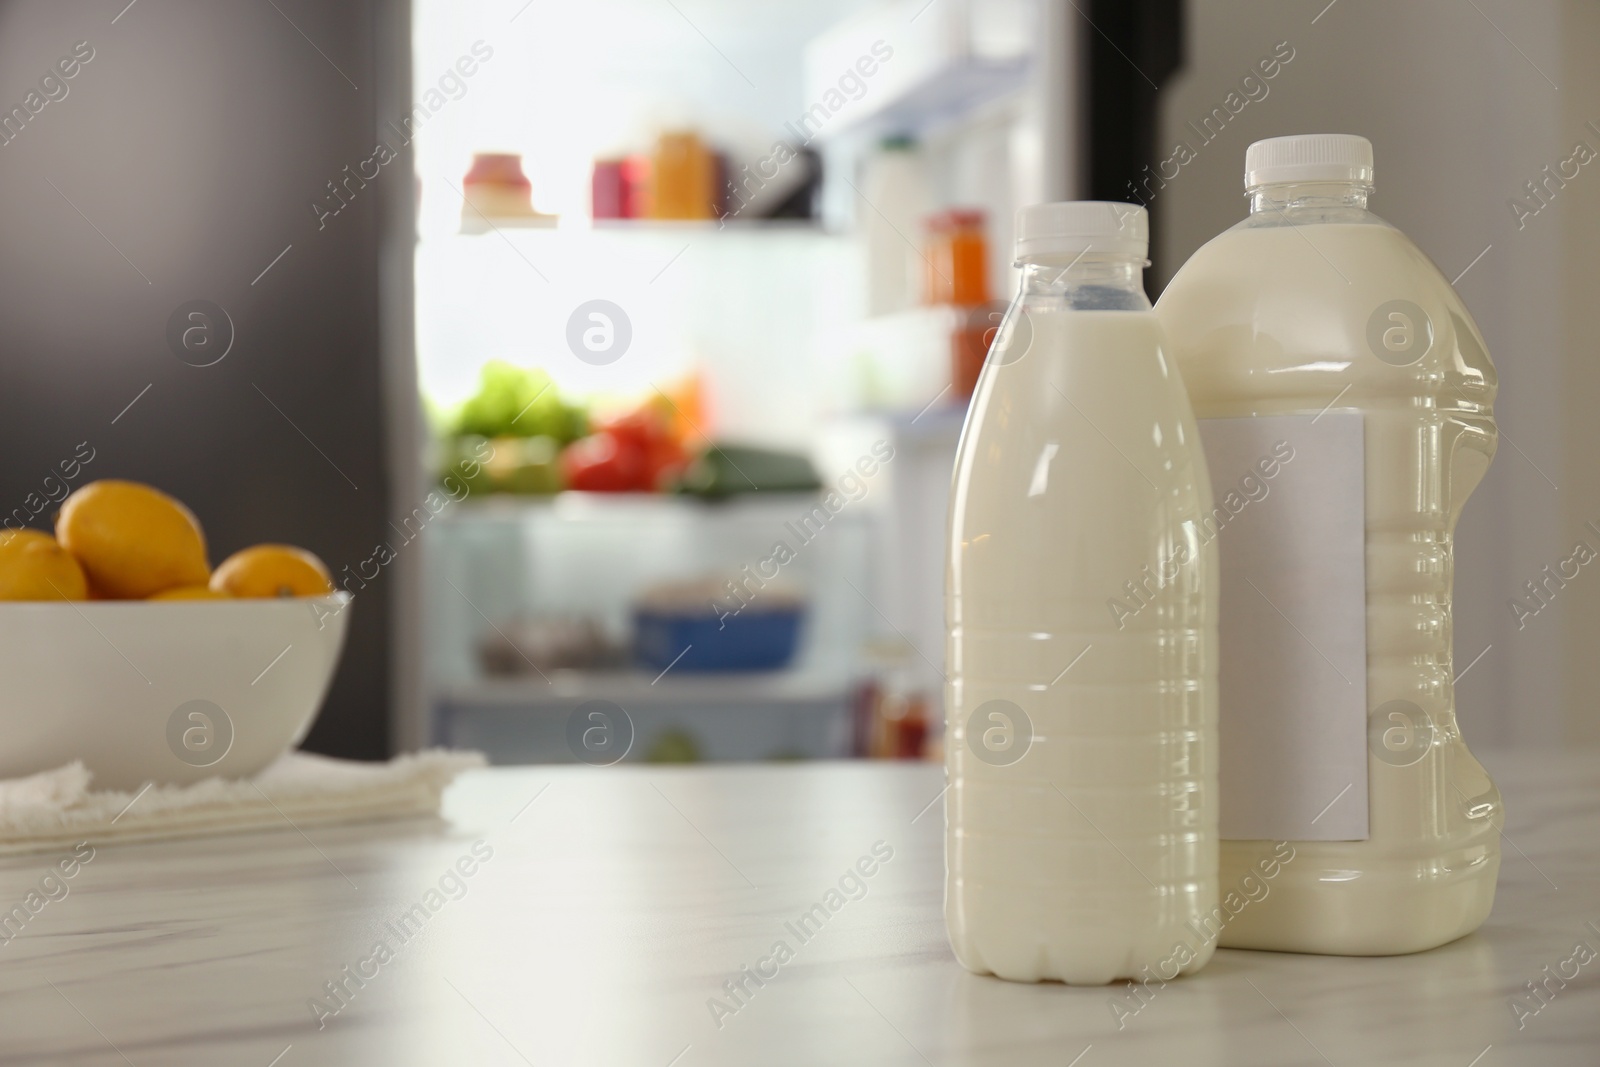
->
[0,0,411,758]
[1153,0,1594,745]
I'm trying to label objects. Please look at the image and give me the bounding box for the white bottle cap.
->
[1244,134,1374,189]
[1014,201,1148,262]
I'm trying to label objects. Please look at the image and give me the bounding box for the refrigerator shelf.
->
[438,669,854,708]
[434,671,858,763]
[804,0,1034,144]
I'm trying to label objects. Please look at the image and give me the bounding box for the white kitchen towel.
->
[0,749,485,857]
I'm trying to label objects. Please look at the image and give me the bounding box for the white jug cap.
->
[1014,201,1147,261]
[1245,134,1373,188]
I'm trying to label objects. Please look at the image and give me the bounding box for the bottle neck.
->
[1017,254,1147,309]
[1248,180,1371,219]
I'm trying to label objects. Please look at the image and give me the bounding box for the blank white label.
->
[1198,413,1369,842]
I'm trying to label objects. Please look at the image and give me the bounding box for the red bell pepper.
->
[560,407,687,492]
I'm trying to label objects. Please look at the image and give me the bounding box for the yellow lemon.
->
[0,530,89,600]
[211,544,334,598]
[56,480,210,599]
[149,584,232,601]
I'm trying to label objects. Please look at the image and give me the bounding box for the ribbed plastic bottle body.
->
[1155,186,1501,954]
[945,260,1219,984]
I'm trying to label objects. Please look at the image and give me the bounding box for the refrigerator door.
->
[0,0,415,758]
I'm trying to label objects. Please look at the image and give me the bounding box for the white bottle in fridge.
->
[1155,134,1501,955]
[946,203,1218,984]
[862,136,933,317]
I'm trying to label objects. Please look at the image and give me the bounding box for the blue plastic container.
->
[633,606,803,673]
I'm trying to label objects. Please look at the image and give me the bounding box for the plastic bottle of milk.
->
[1155,135,1501,955]
[946,202,1218,984]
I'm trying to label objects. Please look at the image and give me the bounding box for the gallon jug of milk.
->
[946,202,1219,983]
[1155,134,1501,955]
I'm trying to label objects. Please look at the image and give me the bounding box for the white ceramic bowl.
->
[0,593,350,790]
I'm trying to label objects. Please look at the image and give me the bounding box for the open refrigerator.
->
[407,0,1085,762]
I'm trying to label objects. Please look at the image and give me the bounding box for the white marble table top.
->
[1,748,1596,1066]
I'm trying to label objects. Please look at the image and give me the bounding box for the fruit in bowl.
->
[56,480,210,599]
[0,480,349,789]
[211,544,334,598]
[0,529,89,600]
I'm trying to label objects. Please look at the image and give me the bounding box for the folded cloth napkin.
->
[0,749,485,857]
